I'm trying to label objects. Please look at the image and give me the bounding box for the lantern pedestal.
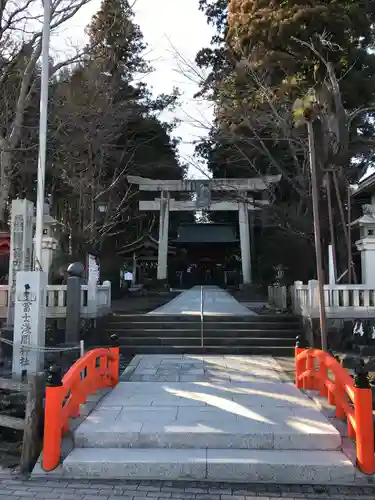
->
[354,205,375,287]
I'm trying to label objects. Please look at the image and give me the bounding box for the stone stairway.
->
[103,314,301,356]
[60,355,358,483]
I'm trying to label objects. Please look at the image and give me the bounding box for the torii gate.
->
[128,175,281,285]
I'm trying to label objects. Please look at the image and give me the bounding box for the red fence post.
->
[109,333,120,387]
[305,351,315,390]
[42,365,64,471]
[318,357,328,397]
[295,336,306,389]
[353,367,375,474]
[335,378,345,419]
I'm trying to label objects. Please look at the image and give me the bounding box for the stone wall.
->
[301,316,375,354]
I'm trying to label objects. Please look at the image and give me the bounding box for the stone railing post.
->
[87,280,97,318]
[268,285,274,306]
[103,280,111,313]
[66,262,84,344]
[280,286,287,310]
[292,281,303,314]
[308,279,319,316]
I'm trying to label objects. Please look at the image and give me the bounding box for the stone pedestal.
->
[66,276,82,343]
[353,206,375,287]
[33,202,61,281]
[238,201,252,285]
[157,191,170,283]
[356,239,375,287]
[66,263,85,344]
[12,271,47,377]
[41,236,58,281]
[8,200,34,326]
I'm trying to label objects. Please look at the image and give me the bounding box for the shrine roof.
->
[354,170,375,196]
[351,214,375,226]
[175,224,238,244]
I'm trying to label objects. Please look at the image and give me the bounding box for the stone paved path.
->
[59,355,356,482]
[0,477,374,499]
[75,355,342,455]
[148,287,257,316]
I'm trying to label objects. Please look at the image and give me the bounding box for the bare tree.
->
[0,0,94,224]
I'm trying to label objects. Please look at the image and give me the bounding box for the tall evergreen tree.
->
[87,0,148,79]
[196,0,375,282]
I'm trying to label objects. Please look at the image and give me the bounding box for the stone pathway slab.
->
[55,354,359,483]
[148,286,257,316]
[74,355,341,452]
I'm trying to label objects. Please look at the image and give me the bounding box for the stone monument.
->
[12,271,47,377]
[7,199,34,326]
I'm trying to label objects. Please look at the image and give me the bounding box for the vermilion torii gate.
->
[128,175,281,285]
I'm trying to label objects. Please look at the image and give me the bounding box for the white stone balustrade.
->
[288,280,375,318]
[267,285,288,310]
[0,282,111,319]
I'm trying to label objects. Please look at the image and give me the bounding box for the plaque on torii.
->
[195,182,211,210]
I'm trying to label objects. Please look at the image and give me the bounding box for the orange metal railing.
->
[295,347,375,474]
[42,346,119,471]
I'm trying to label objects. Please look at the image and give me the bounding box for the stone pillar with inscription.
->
[7,200,34,327]
[87,254,99,317]
[12,271,47,377]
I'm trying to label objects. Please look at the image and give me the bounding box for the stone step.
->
[105,323,301,332]
[74,425,339,451]
[62,448,356,483]
[115,337,296,347]
[74,404,341,451]
[118,345,296,355]
[107,329,301,339]
[108,314,300,323]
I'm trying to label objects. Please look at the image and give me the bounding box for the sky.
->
[59,0,215,178]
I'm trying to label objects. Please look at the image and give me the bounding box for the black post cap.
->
[109,333,119,347]
[354,358,371,389]
[296,335,307,348]
[67,262,85,278]
[46,364,62,387]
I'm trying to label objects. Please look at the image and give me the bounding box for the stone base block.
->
[63,448,206,479]
[62,448,356,483]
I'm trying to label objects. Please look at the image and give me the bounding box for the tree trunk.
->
[0,149,12,225]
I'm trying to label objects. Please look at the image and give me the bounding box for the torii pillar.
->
[157,191,170,283]
[238,201,252,284]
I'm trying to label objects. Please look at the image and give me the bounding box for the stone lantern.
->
[33,201,62,281]
[354,204,375,286]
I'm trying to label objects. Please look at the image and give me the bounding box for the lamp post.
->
[307,120,328,351]
[96,201,108,215]
[293,94,328,351]
[34,0,51,270]
[12,0,52,377]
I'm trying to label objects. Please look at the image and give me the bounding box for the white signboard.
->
[87,254,99,315]
[88,254,99,284]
